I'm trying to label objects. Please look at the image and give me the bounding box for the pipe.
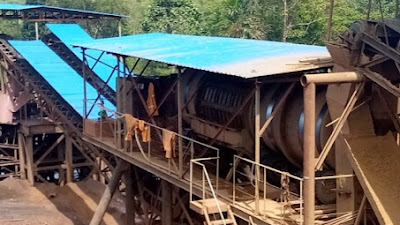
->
[301,72,363,86]
[90,161,128,225]
[303,83,316,225]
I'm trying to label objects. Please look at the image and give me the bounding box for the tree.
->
[142,0,202,34]
[201,0,270,40]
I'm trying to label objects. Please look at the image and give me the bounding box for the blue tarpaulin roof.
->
[47,23,120,91]
[0,3,127,18]
[73,33,332,78]
[9,40,115,119]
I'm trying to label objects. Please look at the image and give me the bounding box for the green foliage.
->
[142,0,202,34]
[0,0,395,45]
[200,0,269,39]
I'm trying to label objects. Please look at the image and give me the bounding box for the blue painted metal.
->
[0,3,127,18]
[73,33,331,78]
[47,23,121,91]
[0,3,41,10]
[9,40,115,119]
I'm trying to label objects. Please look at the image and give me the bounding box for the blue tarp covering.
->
[47,23,120,91]
[74,33,331,78]
[9,40,115,119]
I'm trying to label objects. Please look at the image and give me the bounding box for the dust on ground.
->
[0,177,126,225]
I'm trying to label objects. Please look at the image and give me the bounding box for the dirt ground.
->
[0,177,126,225]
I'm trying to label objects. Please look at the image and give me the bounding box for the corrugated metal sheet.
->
[73,33,332,78]
[0,3,128,18]
[9,40,115,119]
[0,3,41,10]
[47,23,120,91]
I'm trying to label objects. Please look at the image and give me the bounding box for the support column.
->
[177,68,183,176]
[65,136,73,183]
[161,180,173,225]
[125,165,135,225]
[254,81,261,214]
[25,135,35,186]
[303,83,316,225]
[17,132,26,179]
[118,20,122,37]
[35,22,39,40]
[90,161,128,225]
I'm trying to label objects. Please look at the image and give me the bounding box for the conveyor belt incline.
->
[9,40,114,119]
[46,24,120,91]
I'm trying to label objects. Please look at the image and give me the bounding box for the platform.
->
[83,131,305,225]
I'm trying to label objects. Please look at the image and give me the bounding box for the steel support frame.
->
[82,49,119,118]
[0,42,113,183]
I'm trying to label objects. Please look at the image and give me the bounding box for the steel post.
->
[90,160,128,225]
[161,180,173,225]
[303,83,316,225]
[254,81,261,214]
[177,68,183,176]
[35,22,39,40]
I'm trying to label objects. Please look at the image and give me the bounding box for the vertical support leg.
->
[125,165,135,225]
[254,81,261,214]
[303,83,316,225]
[118,20,122,37]
[18,132,26,179]
[82,48,87,121]
[25,136,34,186]
[35,22,39,40]
[65,136,73,183]
[90,160,128,225]
[177,68,183,176]
[161,180,172,225]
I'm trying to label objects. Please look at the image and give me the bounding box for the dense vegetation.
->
[0,0,397,45]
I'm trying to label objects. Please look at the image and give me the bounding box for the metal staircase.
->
[189,158,238,225]
[190,199,237,225]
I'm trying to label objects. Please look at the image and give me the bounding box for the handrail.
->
[190,158,226,225]
[233,155,355,225]
[88,101,220,177]
[89,101,219,152]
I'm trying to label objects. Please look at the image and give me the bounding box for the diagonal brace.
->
[315,82,365,170]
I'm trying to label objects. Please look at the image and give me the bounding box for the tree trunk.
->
[282,0,288,42]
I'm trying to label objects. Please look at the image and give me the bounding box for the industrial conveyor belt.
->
[9,40,114,119]
[42,24,119,106]
[346,134,400,225]
[46,24,119,90]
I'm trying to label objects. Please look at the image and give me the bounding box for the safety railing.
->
[190,157,225,224]
[233,155,304,224]
[85,102,220,179]
[233,155,355,224]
